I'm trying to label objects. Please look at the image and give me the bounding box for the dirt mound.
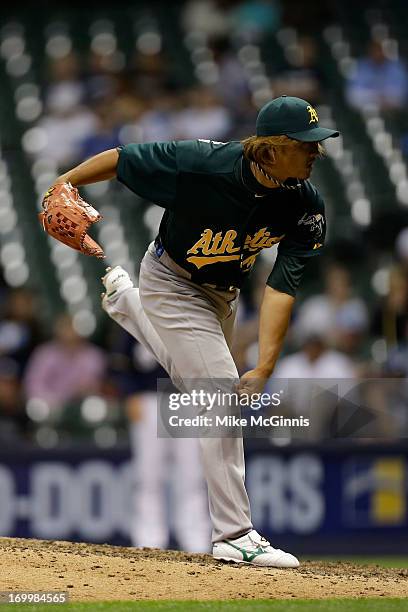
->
[0,538,407,601]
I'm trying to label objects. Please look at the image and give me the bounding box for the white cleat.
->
[101,266,134,305]
[213,530,299,568]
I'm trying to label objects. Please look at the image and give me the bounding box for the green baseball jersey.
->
[117,139,326,296]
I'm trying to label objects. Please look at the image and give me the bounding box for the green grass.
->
[1,558,406,611]
[305,557,408,568]
[1,601,407,612]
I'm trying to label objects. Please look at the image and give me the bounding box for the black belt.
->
[154,237,237,293]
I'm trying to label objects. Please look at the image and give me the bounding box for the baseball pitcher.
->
[40,96,339,566]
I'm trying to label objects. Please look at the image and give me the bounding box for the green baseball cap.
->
[256,96,339,142]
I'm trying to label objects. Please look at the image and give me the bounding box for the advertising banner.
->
[0,445,406,553]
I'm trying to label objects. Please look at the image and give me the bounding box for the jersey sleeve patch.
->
[278,183,326,258]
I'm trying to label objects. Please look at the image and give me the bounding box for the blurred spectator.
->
[111,91,146,145]
[384,343,408,378]
[24,313,106,410]
[38,54,97,169]
[131,51,169,98]
[334,306,369,358]
[37,95,97,170]
[272,334,356,441]
[294,263,368,353]
[346,40,408,112]
[395,227,408,270]
[137,91,179,142]
[272,36,324,106]
[109,329,210,552]
[0,357,29,445]
[115,92,145,125]
[44,53,86,116]
[0,288,44,376]
[400,133,408,159]
[230,0,281,43]
[371,265,408,350]
[274,333,356,379]
[86,51,123,100]
[173,86,231,139]
[78,98,122,160]
[210,36,250,111]
[182,0,231,38]
[365,261,408,437]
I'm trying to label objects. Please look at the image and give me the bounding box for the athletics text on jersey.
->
[117,140,326,296]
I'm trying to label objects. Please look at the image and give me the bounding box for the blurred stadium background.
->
[0,0,407,556]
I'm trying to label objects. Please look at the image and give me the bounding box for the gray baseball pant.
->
[103,242,253,543]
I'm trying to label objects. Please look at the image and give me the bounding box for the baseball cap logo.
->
[307,105,318,124]
[255,96,338,141]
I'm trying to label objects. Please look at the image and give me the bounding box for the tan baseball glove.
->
[38,182,105,258]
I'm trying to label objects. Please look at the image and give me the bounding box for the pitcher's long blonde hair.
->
[241,135,325,166]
